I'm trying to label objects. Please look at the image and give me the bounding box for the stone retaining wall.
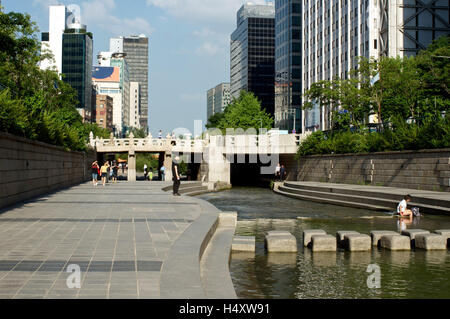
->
[0,132,96,210]
[283,149,450,192]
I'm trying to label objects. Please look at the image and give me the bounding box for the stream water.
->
[198,187,450,299]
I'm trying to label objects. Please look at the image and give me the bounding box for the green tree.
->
[215,91,273,133]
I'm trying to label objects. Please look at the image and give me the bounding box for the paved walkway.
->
[0,181,218,299]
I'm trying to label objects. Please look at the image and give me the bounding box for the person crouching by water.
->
[397,195,413,219]
[172,156,181,196]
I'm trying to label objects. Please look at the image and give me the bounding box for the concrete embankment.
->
[274,181,450,215]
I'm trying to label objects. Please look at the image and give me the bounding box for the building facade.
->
[110,35,149,131]
[231,3,276,117]
[129,82,141,129]
[207,83,231,121]
[61,23,93,122]
[274,0,303,132]
[94,94,113,130]
[92,66,123,135]
[300,0,450,132]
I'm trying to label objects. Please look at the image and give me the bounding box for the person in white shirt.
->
[275,163,281,180]
[397,195,413,217]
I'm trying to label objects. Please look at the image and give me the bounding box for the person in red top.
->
[91,161,99,187]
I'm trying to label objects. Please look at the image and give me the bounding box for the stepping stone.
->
[370,231,398,247]
[344,234,371,251]
[401,229,430,247]
[311,235,337,252]
[435,230,450,247]
[219,212,237,227]
[265,232,297,253]
[232,236,255,252]
[336,231,360,247]
[380,235,411,251]
[303,230,326,247]
[415,234,447,250]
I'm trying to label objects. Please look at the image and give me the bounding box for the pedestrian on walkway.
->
[112,162,119,183]
[280,165,286,182]
[275,163,281,180]
[149,168,154,181]
[160,165,166,181]
[91,161,99,186]
[158,130,163,139]
[106,161,111,183]
[100,162,109,187]
[144,163,148,180]
[172,156,181,196]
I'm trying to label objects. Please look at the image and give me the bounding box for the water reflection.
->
[199,187,450,299]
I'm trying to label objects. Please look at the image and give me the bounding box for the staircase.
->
[274,182,450,216]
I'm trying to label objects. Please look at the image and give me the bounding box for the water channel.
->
[198,187,450,299]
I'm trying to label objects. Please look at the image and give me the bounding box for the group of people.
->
[91,161,119,187]
[144,164,167,181]
[275,163,287,182]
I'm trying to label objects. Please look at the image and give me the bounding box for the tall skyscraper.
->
[41,5,93,122]
[299,0,450,132]
[110,35,149,132]
[61,23,93,122]
[274,0,302,133]
[207,83,231,122]
[230,3,276,116]
[41,5,71,74]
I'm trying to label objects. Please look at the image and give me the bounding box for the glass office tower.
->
[62,23,93,122]
[231,3,276,117]
[274,0,303,133]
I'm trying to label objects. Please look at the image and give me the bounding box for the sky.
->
[3,0,273,136]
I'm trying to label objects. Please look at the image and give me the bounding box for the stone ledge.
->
[303,229,326,247]
[232,236,256,252]
[380,235,411,251]
[311,235,337,252]
[415,234,447,250]
[370,231,399,246]
[265,232,298,253]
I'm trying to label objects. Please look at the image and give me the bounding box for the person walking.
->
[160,165,166,181]
[280,165,286,182]
[149,168,154,181]
[112,162,119,183]
[172,156,181,196]
[158,130,163,139]
[275,163,281,181]
[100,162,109,187]
[106,161,111,183]
[91,161,99,186]
[144,163,148,181]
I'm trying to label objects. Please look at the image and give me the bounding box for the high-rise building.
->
[62,23,93,122]
[92,66,123,135]
[274,0,303,133]
[230,3,276,117]
[41,5,93,122]
[129,82,141,129]
[110,35,149,131]
[41,5,70,73]
[207,83,231,121]
[300,0,450,132]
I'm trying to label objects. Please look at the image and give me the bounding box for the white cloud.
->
[146,0,272,29]
[195,42,220,56]
[193,27,217,38]
[80,0,154,36]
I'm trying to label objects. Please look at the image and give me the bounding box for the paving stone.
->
[380,235,411,251]
[265,232,297,253]
[303,230,327,247]
[344,234,372,251]
[336,231,360,247]
[434,230,450,247]
[415,234,447,250]
[311,235,337,252]
[370,231,399,246]
[231,236,255,252]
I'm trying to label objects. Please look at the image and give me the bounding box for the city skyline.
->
[3,0,274,136]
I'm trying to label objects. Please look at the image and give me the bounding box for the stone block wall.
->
[0,133,97,210]
[286,149,450,192]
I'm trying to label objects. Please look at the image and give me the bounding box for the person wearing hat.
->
[172,155,181,196]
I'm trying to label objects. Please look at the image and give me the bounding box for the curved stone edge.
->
[159,195,237,299]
